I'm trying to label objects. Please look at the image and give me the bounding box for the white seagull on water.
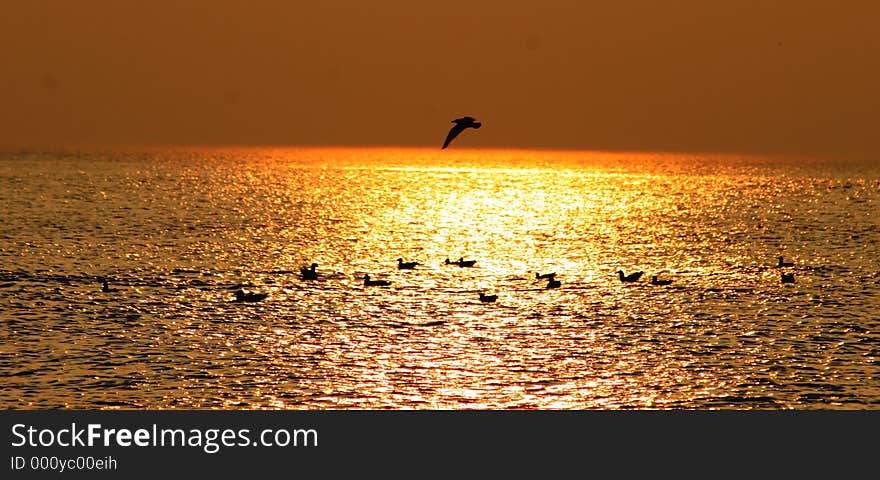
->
[442,116,482,149]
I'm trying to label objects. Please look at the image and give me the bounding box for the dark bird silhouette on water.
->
[363,274,392,287]
[781,272,796,284]
[651,275,673,286]
[233,289,268,302]
[618,270,644,283]
[397,258,419,270]
[445,257,476,267]
[301,263,318,280]
[442,116,481,149]
[479,292,498,303]
[536,272,556,280]
[776,256,794,268]
[99,278,119,292]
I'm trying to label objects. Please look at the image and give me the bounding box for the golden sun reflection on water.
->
[1,147,878,409]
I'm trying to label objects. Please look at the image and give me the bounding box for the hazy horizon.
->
[2,1,878,160]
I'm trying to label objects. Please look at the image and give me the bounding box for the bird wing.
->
[442,123,467,149]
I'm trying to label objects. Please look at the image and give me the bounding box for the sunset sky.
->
[2,1,877,158]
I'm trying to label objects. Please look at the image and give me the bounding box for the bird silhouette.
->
[397,258,419,269]
[442,116,481,149]
[457,257,477,267]
[536,272,556,280]
[301,262,318,280]
[99,278,119,292]
[777,256,794,268]
[651,275,673,286]
[363,274,391,287]
[618,270,644,282]
[233,289,268,302]
[444,257,476,267]
[479,292,498,303]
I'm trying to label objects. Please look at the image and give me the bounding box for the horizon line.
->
[0,143,846,162]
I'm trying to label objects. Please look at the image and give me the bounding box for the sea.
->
[1,147,878,409]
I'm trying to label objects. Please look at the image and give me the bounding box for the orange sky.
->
[1,1,877,158]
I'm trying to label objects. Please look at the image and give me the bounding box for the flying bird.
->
[442,116,482,149]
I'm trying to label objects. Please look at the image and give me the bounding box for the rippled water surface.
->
[1,148,878,409]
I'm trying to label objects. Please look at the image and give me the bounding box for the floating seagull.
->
[99,278,119,292]
[441,116,482,149]
[618,270,644,282]
[363,274,392,287]
[444,257,477,267]
[479,292,498,303]
[301,263,318,280]
[651,275,673,286]
[233,289,268,302]
[776,256,794,268]
[397,258,419,269]
[546,278,561,289]
[457,257,477,267]
[781,272,795,284]
[536,272,556,280]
